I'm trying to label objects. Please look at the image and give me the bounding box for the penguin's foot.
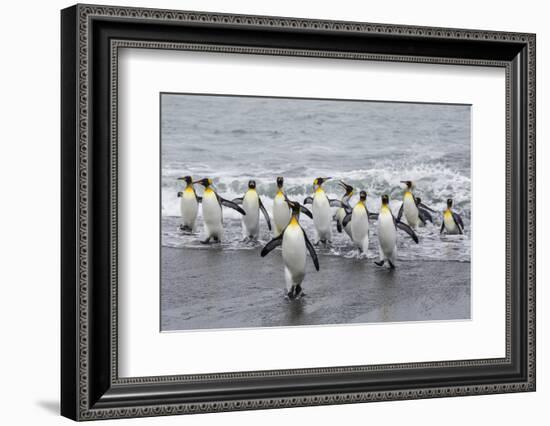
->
[179,224,192,232]
[200,238,211,244]
[374,260,385,267]
[388,260,396,269]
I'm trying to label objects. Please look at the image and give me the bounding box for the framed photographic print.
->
[61,4,536,421]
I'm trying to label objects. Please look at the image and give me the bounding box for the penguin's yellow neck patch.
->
[289,216,299,227]
[184,186,194,193]
[444,209,452,218]
[276,190,284,198]
[381,205,391,213]
[404,191,413,199]
[315,187,324,194]
[204,187,214,194]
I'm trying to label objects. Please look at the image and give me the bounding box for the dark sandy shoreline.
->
[161,246,470,331]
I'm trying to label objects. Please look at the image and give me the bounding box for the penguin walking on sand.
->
[334,180,354,239]
[261,201,319,299]
[397,180,435,228]
[176,176,202,232]
[441,198,465,235]
[272,177,313,237]
[303,177,343,244]
[375,194,419,269]
[193,178,246,244]
[232,180,271,239]
[340,191,378,254]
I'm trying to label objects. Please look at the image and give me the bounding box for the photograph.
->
[160,93,471,331]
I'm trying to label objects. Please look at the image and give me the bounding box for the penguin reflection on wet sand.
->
[261,201,319,300]
[441,198,465,235]
[193,178,246,244]
[232,180,271,240]
[176,176,202,232]
[304,177,345,244]
[272,176,313,237]
[375,194,419,269]
[397,180,435,228]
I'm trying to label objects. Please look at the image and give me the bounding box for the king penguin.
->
[176,176,201,232]
[193,178,246,243]
[375,194,419,269]
[350,191,371,254]
[304,177,343,244]
[334,180,354,239]
[232,180,271,239]
[441,198,465,235]
[272,177,313,237]
[261,201,319,299]
[397,180,434,228]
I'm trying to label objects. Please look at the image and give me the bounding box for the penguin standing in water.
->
[232,180,271,239]
[341,191,378,254]
[397,180,434,228]
[193,178,246,244]
[375,194,419,269]
[304,177,343,244]
[261,201,319,299]
[176,176,201,232]
[441,198,465,235]
[271,177,313,237]
[334,181,354,239]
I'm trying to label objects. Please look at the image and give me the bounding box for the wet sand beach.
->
[161,246,470,331]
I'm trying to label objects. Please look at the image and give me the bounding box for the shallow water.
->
[161,94,471,263]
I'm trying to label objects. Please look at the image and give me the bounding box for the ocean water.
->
[161,94,471,262]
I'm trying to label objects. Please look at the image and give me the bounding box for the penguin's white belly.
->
[336,207,352,238]
[444,212,458,234]
[202,192,222,237]
[312,193,331,240]
[242,192,260,237]
[403,196,419,227]
[378,211,397,259]
[282,225,306,285]
[351,206,369,251]
[273,195,290,236]
[180,190,198,228]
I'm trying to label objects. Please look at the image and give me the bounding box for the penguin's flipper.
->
[329,199,344,208]
[396,220,419,244]
[303,196,313,205]
[418,207,433,224]
[177,191,183,197]
[440,221,445,234]
[231,197,243,205]
[219,196,246,215]
[336,219,343,233]
[453,211,465,233]
[396,203,404,222]
[342,212,353,228]
[418,202,437,213]
[302,229,320,271]
[368,212,379,221]
[260,234,283,257]
[299,204,313,219]
[259,198,272,230]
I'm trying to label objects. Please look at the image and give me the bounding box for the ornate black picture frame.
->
[61,4,536,421]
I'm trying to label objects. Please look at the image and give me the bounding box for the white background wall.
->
[0,0,546,424]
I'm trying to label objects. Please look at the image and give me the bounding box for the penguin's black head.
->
[447,198,453,208]
[401,180,413,189]
[248,180,256,189]
[381,194,390,205]
[178,175,193,185]
[314,177,332,188]
[194,178,212,188]
[338,180,354,197]
[359,191,367,201]
[286,200,301,216]
[276,176,284,188]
